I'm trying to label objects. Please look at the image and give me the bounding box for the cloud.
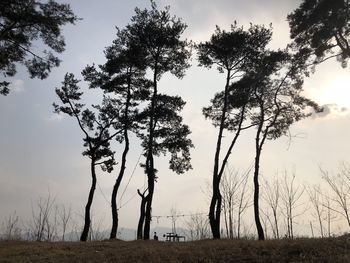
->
[313,104,349,118]
[47,112,65,122]
[10,79,24,93]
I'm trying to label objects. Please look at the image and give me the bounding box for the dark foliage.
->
[288,0,350,67]
[124,1,193,240]
[54,73,121,241]
[0,0,78,95]
[197,23,273,239]
[81,26,150,240]
[246,49,321,240]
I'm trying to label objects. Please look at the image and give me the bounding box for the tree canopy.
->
[197,23,273,239]
[288,0,350,67]
[123,1,193,240]
[0,0,78,95]
[81,26,150,240]
[54,73,121,241]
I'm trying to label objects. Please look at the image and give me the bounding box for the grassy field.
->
[0,238,350,262]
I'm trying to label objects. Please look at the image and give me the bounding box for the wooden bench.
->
[163,232,186,242]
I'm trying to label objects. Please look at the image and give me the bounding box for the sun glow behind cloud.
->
[316,75,350,109]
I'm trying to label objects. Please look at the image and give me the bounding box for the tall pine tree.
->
[125,2,193,240]
[82,26,149,239]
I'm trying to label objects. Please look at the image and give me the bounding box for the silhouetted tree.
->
[82,26,149,240]
[0,0,78,95]
[136,189,148,240]
[197,23,272,239]
[247,50,320,240]
[54,73,121,241]
[125,2,193,240]
[288,0,350,67]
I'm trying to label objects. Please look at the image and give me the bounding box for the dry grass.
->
[0,238,350,262]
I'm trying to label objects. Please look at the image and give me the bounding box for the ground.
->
[0,238,350,262]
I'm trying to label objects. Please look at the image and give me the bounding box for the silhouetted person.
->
[153,232,158,240]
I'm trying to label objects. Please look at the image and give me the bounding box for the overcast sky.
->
[0,0,349,235]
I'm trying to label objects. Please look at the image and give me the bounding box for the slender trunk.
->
[80,157,97,241]
[344,208,350,229]
[110,77,132,239]
[253,96,267,241]
[253,146,265,240]
[137,190,147,240]
[289,204,294,239]
[223,202,229,238]
[228,200,233,239]
[237,188,245,239]
[317,208,324,238]
[144,156,154,240]
[273,209,279,239]
[237,210,242,239]
[209,70,231,239]
[110,128,129,239]
[143,61,158,240]
[327,199,331,237]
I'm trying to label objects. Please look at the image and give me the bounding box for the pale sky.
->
[0,0,349,236]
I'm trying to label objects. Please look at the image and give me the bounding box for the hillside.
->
[1,238,350,262]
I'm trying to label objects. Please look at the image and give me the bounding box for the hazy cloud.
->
[313,104,349,118]
[10,79,24,93]
[47,112,65,122]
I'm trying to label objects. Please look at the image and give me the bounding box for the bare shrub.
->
[262,176,281,239]
[1,211,22,240]
[28,193,57,241]
[184,213,210,241]
[280,171,305,239]
[321,163,350,230]
[221,167,251,239]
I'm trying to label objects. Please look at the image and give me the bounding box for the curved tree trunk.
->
[110,79,132,239]
[80,158,97,241]
[209,182,222,239]
[254,143,265,240]
[110,129,129,239]
[209,70,231,239]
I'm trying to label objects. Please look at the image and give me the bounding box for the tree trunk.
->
[137,190,147,240]
[110,129,129,239]
[237,210,241,239]
[209,70,231,239]
[80,158,97,241]
[143,62,158,240]
[273,210,279,239]
[228,203,233,239]
[144,154,155,240]
[253,148,265,240]
[110,80,131,239]
[209,179,221,239]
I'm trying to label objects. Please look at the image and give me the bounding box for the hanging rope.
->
[152,212,208,219]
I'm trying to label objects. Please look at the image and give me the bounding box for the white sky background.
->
[0,0,349,235]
